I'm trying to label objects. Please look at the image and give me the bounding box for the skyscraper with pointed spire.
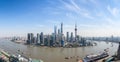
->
[61,22,63,41]
[61,22,64,46]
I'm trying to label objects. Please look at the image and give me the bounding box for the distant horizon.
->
[1,0,120,37]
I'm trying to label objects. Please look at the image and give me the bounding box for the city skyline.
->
[1,0,120,37]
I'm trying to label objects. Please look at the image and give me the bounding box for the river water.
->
[0,39,119,62]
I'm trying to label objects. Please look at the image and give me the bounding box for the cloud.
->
[60,0,94,19]
[60,0,80,13]
[70,0,81,11]
[105,18,120,26]
[107,5,119,16]
[105,18,115,25]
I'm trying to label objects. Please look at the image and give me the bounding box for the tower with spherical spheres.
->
[75,24,77,42]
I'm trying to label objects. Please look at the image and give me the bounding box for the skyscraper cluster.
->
[26,22,86,47]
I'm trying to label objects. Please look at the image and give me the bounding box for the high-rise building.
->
[47,35,50,46]
[50,34,54,46]
[66,32,69,42]
[58,29,60,35]
[60,22,64,46]
[33,36,37,44]
[36,33,40,44]
[70,32,73,42]
[40,32,44,45]
[58,29,61,42]
[77,35,80,43]
[54,26,57,43]
[27,33,34,44]
[61,22,63,41]
[27,33,31,44]
[44,35,48,46]
[75,24,77,42]
[61,22,63,35]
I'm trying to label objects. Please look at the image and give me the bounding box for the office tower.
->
[58,29,60,35]
[61,22,63,35]
[60,22,64,46]
[50,34,54,46]
[36,33,40,44]
[66,32,69,42]
[40,32,44,45]
[75,24,77,42]
[57,29,60,42]
[77,35,80,43]
[27,33,31,44]
[70,32,73,42]
[61,34,64,47]
[44,35,48,46]
[33,36,36,44]
[81,37,86,46]
[54,26,57,43]
[47,35,50,46]
[61,22,63,41]
[31,33,34,43]
[27,33,34,44]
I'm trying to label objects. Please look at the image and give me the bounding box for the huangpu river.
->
[0,39,119,62]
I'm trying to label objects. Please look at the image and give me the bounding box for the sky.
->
[0,0,120,37]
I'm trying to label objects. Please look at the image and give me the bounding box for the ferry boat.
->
[78,49,109,62]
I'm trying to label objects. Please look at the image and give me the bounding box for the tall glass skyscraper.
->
[66,32,69,42]
[40,32,44,45]
[37,33,40,44]
[27,33,34,44]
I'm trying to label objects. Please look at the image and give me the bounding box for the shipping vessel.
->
[83,52,109,62]
[78,49,109,62]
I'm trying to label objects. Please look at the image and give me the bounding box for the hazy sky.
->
[0,0,120,37]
